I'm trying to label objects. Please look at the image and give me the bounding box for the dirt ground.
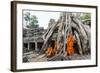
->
[23,51,91,62]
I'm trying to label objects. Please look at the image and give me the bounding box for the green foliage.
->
[80,13,91,20]
[24,12,30,21]
[24,12,39,28]
[29,15,39,28]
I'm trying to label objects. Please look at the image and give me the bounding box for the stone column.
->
[28,42,30,51]
[35,41,38,52]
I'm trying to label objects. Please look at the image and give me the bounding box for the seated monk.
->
[46,47,54,57]
[46,40,56,57]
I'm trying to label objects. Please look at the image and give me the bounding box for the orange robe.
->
[46,41,57,57]
[66,34,74,56]
[46,47,54,57]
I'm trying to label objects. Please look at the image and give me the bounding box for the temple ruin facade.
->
[23,27,46,52]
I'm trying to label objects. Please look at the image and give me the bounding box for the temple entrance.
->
[23,43,28,53]
[23,43,28,49]
[37,42,43,50]
[30,42,35,50]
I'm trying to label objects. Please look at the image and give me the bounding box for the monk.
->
[46,40,56,57]
[66,33,75,56]
[46,47,54,57]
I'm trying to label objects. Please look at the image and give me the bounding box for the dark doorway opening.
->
[23,43,28,53]
[30,42,35,50]
[37,42,43,50]
[24,43,28,48]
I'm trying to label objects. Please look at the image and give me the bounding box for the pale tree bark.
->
[39,12,91,57]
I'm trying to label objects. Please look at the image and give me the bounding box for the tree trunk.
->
[39,12,91,57]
